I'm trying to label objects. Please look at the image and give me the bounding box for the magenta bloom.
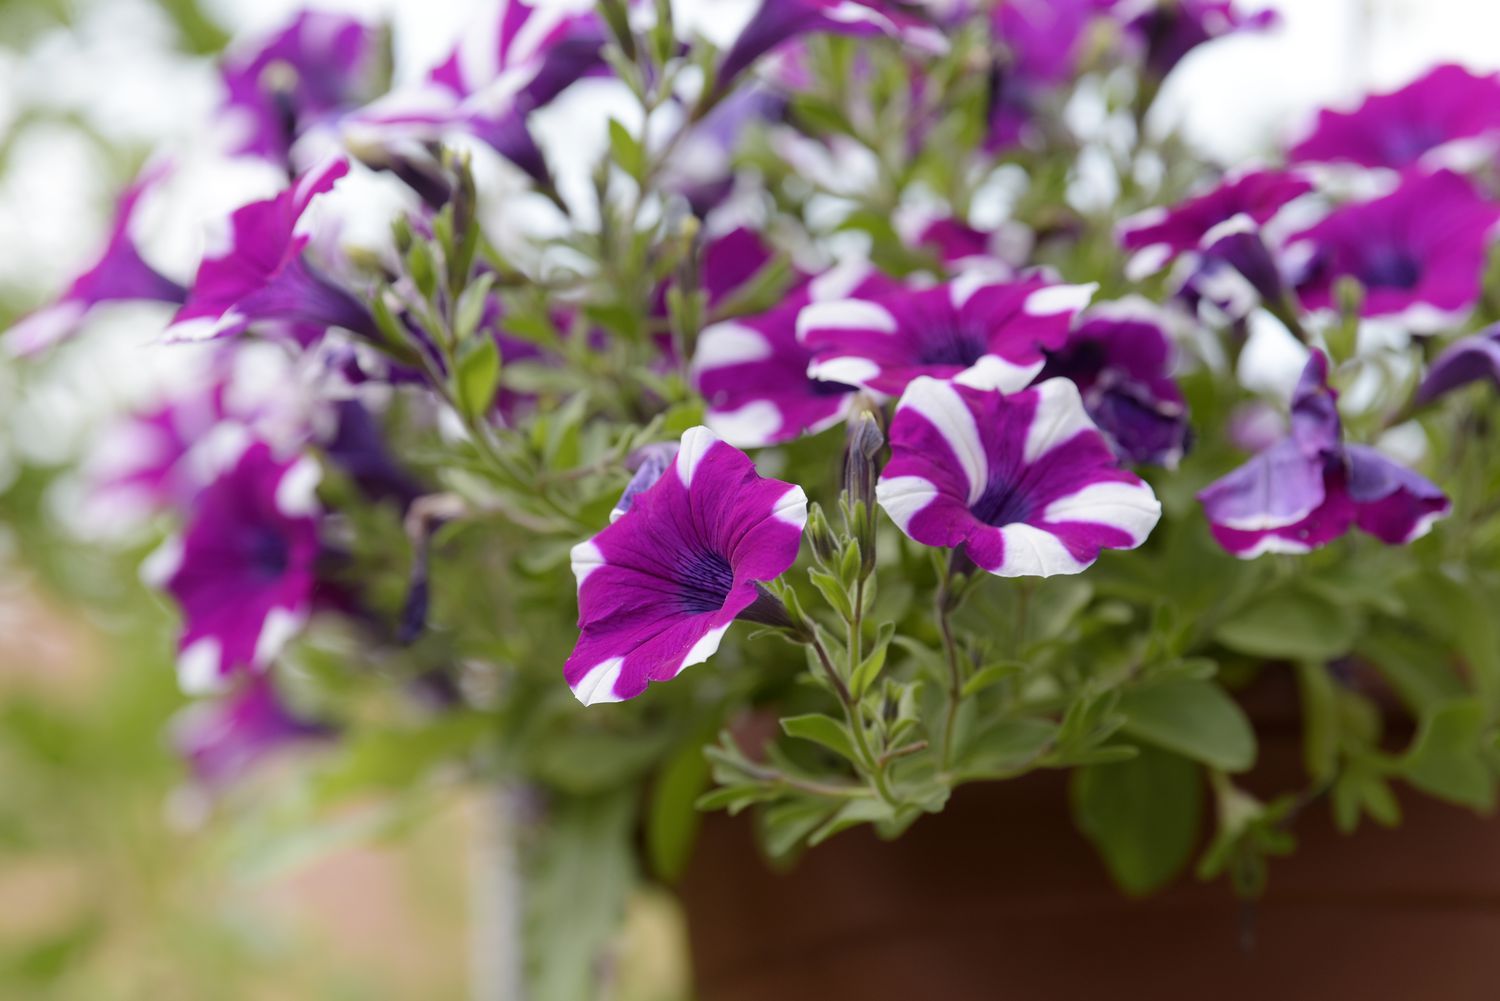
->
[1037,299,1189,467]
[147,442,322,694]
[716,0,944,94]
[1123,0,1277,79]
[994,0,1117,84]
[693,263,901,447]
[1414,323,1500,406]
[5,164,185,355]
[169,158,375,343]
[221,11,386,167]
[172,675,330,787]
[566,427,807,705]
[796,275,1095,397]
[1290,64,1500,172]
[1119,169,1310,270]
[1286,169,1500,330]
[1199,352,1449,558]
[877,375,1161,577]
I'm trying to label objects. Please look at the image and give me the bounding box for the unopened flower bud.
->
[610,442,679,522]
[805,503,838,566]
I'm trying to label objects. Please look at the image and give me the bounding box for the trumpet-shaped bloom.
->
[876,375,1161,576]
[1037,299,1189,467]
[5,164,185,355]
[693,263,899,447]
[147,442,322,694]
[172,676,331,787]
[1290,64,1500,172]
[566,427,807,705]
[1199,352,1449,557]
[797,275,1095,397]
[169,158,376,342]
[994,0,1117,85]
[1414,323,1500,406]
[1285,169,1500,331]
[221,11,386,167]
[716,0,944,94]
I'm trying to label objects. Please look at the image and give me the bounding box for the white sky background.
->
[0,0,1498,472]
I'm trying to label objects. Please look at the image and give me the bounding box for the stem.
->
[807,629,897,807]
[938,575,964,771]
[470,781,527,1001]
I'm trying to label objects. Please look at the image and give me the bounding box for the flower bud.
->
[842,397,885,575]
[805,502,838,566]
[610,442,679,522]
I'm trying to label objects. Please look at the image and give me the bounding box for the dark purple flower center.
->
[971,477,1035,528]
[1040,339,1107,389]
[676,549,735,614]
[917,322,990,368]
[242,527,291,581]
[1358,244,1422,290]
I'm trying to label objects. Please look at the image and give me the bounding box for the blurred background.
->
[0,0,1496,996]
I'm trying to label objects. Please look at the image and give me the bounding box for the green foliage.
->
[1071,746,1203,896]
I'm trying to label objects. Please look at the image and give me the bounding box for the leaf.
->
[808,797,895,847]
[1070,746,1203,896]
[958,718,1057,776]
[646,741,711,881]
[454,336,501,420]
[1400,698,1496,811]
[1213,584,1361,661]
[780,713,856,762]
[607,118,645,180]
[961,660,1026,698]
[1117,679,1256,772]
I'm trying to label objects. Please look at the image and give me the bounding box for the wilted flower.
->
[1290,64,1500,172]
[146,442,323,694]
[693,262,900,447]
[5,163,186,356]
[1037,298,1189,467]
[169,158,377,343]
[1285,169,1500,331]
[1199,352,1450,557]
[797,274,1095,397]
[876,375,1162,576]
[172,675,331,787]
[566,427,807,705]
[221,11,387,168]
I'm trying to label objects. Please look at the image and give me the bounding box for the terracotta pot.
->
[680,680,1500,1001]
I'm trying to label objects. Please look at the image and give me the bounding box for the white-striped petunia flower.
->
[876,375,1162,576]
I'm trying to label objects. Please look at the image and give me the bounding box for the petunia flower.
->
[1284,169,1500,331]
[1413,323,1500,407]
[1290,64,1500,172]
[5,163,186,356]
[796,274,1096,397]
[1037,298,1190,467]
[168,157,377,343]
[1121,0,1277,80]
[994,0,1118,85]
[693,262,900,447]
[146,441,323,694]
[221,11,387,169]
[1199,351,1449,558]
[715,0,945,96]
[876,375,1162,576]
[172,675,331,787]
[565,426,807,705]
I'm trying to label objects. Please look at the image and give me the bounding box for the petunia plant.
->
[13,2,1500,996]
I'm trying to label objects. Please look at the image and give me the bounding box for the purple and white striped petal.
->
[148,441,322,694]
[566,426,807,705]
[797,276,1096,397]
[876,376,1161,577]
[172,675,331,787]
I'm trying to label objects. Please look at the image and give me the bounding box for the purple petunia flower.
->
[1121,0,1277,79]
[146,441,323,694]
[566,426,807,705]
[1037,298,1189,467]
[796,274,1096,397]
[1199,351,1449,558]
[168,157,376,343]
[221,11,386,168]
[715,0,945,96]
[994,0,1117,85]
[172,675,331,787]
[1285,169,1500,331]
[1290,64,1500,172]
[693,262,900,447]
[1413,323,1500,406]
[5,163,186,356]
[876,375,1162,576]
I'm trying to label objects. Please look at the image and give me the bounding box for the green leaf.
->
[1071,746,1203,896]
[1213,584,1361,661]
[454,336,501,420]
[1118,679,1256,772]
[607,118,645,180]
[1400,698,1496,810]
[958,718,1056,776]
[781,713,856,761]
[807,797,895,847]
[646,742,711,881]
[961,660,1026,698]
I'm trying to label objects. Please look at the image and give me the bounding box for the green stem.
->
[808,630,897,807]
